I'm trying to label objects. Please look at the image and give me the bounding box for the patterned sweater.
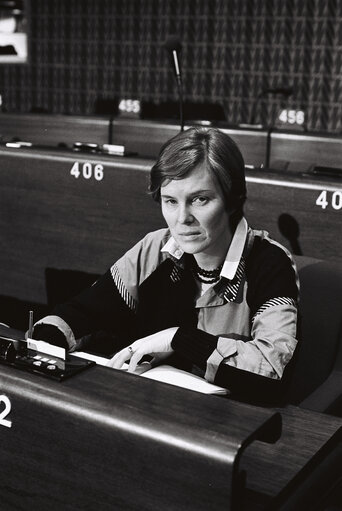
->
[33,218,299,404]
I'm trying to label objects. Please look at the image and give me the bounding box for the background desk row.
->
[2,113,342,171]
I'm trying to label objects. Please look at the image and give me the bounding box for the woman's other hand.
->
[106,327,178,372]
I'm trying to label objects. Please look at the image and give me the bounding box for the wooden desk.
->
[0,113,110,147]
[3,113,342,170]
[0,362,281,511]
[0,113,268,165]
[245,166,341,264]
[111,119,268,167]
[270,130,342,171]
[0,355,341,511]
[0,146,163,304]
[242,406,342,509]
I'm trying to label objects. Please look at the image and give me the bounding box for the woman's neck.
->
[193,254,224,271]
[193,232,232,271]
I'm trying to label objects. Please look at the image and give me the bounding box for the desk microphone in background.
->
[249,86,294,125]
[28,310,34,338]
[164,35,184,131]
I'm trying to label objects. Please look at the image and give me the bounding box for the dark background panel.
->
[1,0,342,133]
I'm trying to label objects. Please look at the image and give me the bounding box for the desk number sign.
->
[118,99,141,118]
[70,162,104,181]
[0,395,12,428]
[276,109,305,130]
[316,190,342,210]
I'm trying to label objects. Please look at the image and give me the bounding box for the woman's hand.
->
[106,327,178,372]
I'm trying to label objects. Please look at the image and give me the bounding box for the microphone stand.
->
[176,74,184,132]
[249,88,293,169]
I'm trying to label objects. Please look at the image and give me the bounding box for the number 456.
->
[316,190,342,210]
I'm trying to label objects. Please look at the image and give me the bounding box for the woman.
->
[33,127,299,404]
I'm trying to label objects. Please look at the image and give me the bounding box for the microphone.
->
[164,35,182,85]
[164,35,184,131]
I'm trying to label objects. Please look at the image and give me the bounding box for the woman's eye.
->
[192,196,208,205]
[163,198,177,205]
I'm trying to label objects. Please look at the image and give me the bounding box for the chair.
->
[285,255,342,415]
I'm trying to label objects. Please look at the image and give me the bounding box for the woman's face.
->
[160,162,231,265]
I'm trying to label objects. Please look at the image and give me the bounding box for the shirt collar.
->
[161,236,184,260]
[161,217,248,280]
[221,217,248,280]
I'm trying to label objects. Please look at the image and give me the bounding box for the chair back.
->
[286,256,342,404]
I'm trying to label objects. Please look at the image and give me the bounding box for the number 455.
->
[316,190,342,210]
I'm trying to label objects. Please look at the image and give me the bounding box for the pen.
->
[28,310,33,339]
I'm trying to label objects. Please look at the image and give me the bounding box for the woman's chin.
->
[177,238,207,254]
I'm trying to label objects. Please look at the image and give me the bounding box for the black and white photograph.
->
[0,1,341,509]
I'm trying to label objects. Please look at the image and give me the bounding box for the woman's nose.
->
[177,204,194,224]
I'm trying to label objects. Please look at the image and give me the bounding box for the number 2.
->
[0,395,12,428]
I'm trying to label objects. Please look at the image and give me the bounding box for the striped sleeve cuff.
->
[33,315,76,351]
[171,326,218,369]
[252,297,297,322]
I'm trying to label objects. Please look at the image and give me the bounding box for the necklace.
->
[192,261,224,284]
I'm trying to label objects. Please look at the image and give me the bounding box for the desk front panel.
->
[2,113,342,168]
[0,147,341,306]
[242,405,342,498]
[0,362,341,510]
[271,131,342,170]
[0,113,110,147]
[112,119,269,166]
[245,169,341,264]
[0,363,280,511]
[0,148,164,303]
[0,114,268,165]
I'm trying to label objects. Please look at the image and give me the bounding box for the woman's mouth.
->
[178,232,201,240]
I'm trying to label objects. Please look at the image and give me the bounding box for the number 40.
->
[316,190,342,210]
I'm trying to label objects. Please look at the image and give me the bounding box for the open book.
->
[73,351,229,395]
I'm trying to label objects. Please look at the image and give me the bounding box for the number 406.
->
[316,190,342,210]
[70,162,104,181]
